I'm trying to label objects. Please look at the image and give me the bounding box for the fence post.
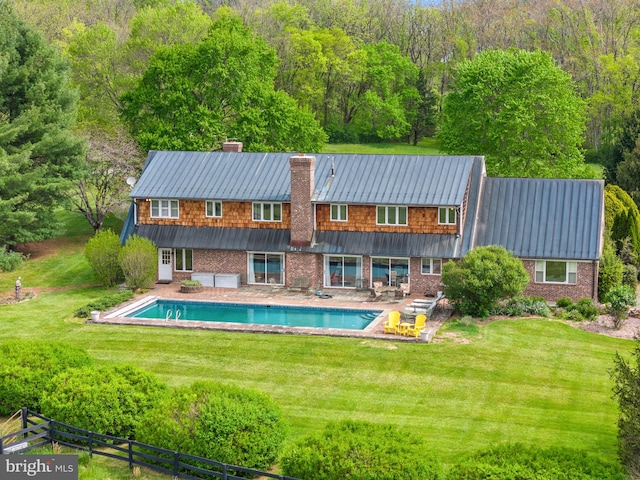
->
[222,463,227,480]
[21,407,28,441]
[128,440,133,470]
[49,421,55,446]
[88,432,93,458]
[173,452,180,477]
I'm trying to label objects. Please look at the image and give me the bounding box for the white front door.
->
[158,248,173,281]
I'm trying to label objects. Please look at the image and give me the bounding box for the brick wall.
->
[522,260,599,302]
[286,253,322,288]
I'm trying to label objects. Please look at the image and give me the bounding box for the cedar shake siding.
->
[120,150,603,302]
[138,199,291,229]
[316,204,458,234]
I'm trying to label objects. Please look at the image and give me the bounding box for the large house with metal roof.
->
[121,141,604,301]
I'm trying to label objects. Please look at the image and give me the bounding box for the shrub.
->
[41,364,167,439]
[74,290,135,318]
[119,234,157,291]
[599,239,624,302]
[611,340,640,479]
[85,229,123,287]
[605,284,636,329]
[560,309,585,322]
[448,443,625,479]
[492,296,550,317]
[281,420,443,480]
[136,381,286,473]
[0,341,93,416]
[180,279,201,287]
[0,247,27,271]
[574,298,600,321]
[556,297,574,309]
[442,246,529,318]
[623,264,638,290]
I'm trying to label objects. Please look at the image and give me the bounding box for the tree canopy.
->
[120,7,327,152]
[438,49,589,178]
[0,2,85,246]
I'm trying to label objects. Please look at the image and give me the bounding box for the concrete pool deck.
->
[95,282,451,342]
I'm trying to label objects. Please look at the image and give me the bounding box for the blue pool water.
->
[128,300,382,330]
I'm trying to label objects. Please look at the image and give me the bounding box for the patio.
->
[97,282,451,341]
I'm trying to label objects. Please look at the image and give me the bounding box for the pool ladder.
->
[165,309,181,321]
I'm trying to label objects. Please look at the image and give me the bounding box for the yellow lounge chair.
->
[383,311,401,334]
[406,314,427,337]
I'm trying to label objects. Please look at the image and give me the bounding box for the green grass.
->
[321,139,441,155]
[0,212,630,474]
[0,229,632,468]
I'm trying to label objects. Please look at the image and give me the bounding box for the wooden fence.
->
[0,408,300,480]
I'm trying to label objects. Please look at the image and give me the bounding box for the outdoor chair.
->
[383,311,401,334]
[405,314,426,337]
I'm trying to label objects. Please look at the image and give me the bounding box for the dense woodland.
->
[4,0,640,244]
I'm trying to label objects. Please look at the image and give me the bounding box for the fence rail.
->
[0,408,299,480]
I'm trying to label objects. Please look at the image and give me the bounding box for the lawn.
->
[0,212,632,469]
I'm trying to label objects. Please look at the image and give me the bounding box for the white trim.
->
[421,258,442,275]
[150,199,179,218]
[252,202,282,222]
[534,260,578,284]
[330,204,348,222]
[438,206,456,225]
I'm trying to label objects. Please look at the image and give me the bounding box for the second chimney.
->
[222,141,242,152]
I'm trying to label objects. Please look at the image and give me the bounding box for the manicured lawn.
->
[0,217,632,467]
[321,139,441,155]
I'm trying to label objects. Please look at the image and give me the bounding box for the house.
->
[120,142,604,301]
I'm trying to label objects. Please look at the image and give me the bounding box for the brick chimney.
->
[289,154,315,247]
[222,141,242,152]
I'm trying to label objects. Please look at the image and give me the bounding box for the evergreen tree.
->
[0,3,85,246]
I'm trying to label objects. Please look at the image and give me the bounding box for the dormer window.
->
[438,207,456,225]
[377,206,407,226]
[151,199,179,218]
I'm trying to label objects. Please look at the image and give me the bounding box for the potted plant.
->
[180,279,202,293]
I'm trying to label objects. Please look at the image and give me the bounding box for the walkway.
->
[97,282,451,342]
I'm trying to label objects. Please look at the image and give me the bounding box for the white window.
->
[421,258,442,275]
[331,204,348,222]
[377,206,407,226]
[206,200,222,218]
[175,249,193,272]
[151,199,179,218]
[253,202,282,222]
[438,207,456,225]
[535,261,577,284]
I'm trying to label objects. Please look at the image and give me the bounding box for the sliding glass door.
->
[248,253,284,285]
[371,257,409,287]
[324,256,362,288]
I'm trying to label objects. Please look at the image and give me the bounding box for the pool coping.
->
[94,284,443,342]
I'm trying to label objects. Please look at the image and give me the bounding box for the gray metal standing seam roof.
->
[130,151,478,206]
[474,177,604,260]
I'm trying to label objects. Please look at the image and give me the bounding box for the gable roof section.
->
[474,177,604,260]
[130,151,478,206]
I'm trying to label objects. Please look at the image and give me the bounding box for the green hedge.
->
[41,364,168,439]
[74,290,134,318]
[447,443,625,479]
[136,381,286,474]
[281,420,443,480]
[0,340,94,416]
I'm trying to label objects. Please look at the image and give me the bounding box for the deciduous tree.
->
[438,48,589,178]
[121,7,326,152]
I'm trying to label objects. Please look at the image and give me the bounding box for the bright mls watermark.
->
[2,455,78,480]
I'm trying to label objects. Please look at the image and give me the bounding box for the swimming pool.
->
[124,299,382,331]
